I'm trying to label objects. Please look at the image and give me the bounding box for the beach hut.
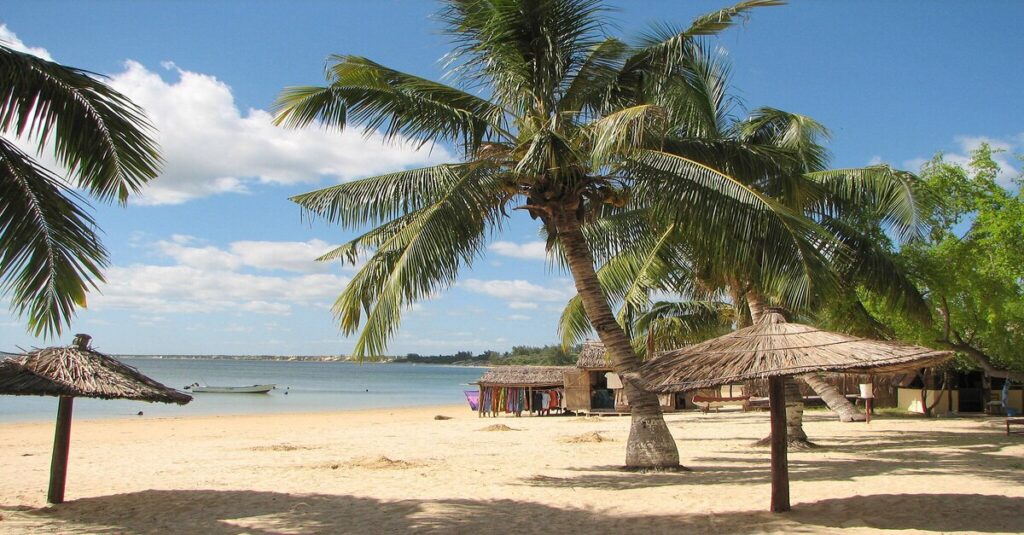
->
[564,341,677,414]
[0,334,191,503]
[476,366,572,417]
[635,310,951,513]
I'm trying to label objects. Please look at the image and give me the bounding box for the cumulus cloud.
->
[489,240,548,260]
[1,27,452,205]
[154,235,348,273]
[0,25,52,60]
[229,240,343,273]
[89,237,351,316]
[460,279,573,302]
[100,61,453,204]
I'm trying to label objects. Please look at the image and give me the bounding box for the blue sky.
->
[2,1,1022,355]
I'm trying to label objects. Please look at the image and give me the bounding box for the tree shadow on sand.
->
[3,489,1022,534]
[525,427,1023,492]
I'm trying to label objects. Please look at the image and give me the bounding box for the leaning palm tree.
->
[273,0,817,468]
[0,45,161,337]
[558,53,931,435]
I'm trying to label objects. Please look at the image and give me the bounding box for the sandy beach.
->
[1,405,1022,534]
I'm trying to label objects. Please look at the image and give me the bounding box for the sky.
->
[1,0,1022,356]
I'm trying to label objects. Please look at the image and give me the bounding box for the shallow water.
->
[0,358,486,422]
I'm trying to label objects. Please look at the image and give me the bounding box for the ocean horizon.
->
[0,357,488,423]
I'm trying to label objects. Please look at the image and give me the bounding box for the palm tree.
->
[0,45,161,337]
[558,51,931,438]
[272,0,813,468]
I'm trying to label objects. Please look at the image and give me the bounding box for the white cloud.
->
[229,240,342,273]
[460,279,572,302]
[505,314,531,321]
[489,241,548,260]
[102,61,453,204]
[88,237,350,317]
[508,302,538,310]
[867,155,883,166]
[0,25,52,60]
[153,236,348,273]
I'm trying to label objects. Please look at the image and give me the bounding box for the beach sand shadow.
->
[4,490,1022,534]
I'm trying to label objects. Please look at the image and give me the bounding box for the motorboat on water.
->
[185,383,275,394]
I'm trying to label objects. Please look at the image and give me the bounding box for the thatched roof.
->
[0,336,191,404]
[576,341,609,369]
[477,366,574,387]
[637,311,952,392]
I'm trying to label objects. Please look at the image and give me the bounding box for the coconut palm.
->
[0,45,161,337]
[272,0,823,468]
[558,51,931,435]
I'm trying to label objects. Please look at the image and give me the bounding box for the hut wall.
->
[898,388,960,415]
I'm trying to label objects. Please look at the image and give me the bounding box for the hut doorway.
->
[957,371,985,413]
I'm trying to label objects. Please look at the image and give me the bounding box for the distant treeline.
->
[394,345,580,366]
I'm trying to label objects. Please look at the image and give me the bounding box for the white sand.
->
[1,406,1022,534]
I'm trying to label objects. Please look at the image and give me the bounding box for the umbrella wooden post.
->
[768,376,790,512]
[48,396,74,504]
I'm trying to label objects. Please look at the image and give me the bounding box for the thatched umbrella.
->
[0,334,191,503]
[634,310,951,513]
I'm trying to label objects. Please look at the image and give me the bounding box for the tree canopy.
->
[866,145,1024,375]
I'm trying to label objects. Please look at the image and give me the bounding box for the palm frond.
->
[291,162,500,229]
[818,216,930,322]
[737,107,830,172]
[587,104,666,167]
[559,37,630,115]
[318,165,506,356]
[440,0,608,115]
[807,165,931,242]
[0,139,106,337]
[611,1,783,102]
[629,149,840,307]
[0,45,161,204]
[274,55,509,150]
[634,300,734,355]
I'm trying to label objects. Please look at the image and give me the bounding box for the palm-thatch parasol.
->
[634,310,952,513]
[0,334,191,503]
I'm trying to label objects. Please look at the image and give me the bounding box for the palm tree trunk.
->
[552,207,681,469]
[746,291,816,448]
[799,372,865,422]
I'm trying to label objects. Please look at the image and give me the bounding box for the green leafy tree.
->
[0,45,161,337]
[868,145,1024,379]
[273,0,817,468]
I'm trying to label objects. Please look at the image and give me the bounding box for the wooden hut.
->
[476,366,573,417]
[564,341,678,414]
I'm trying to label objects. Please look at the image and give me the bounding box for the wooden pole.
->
[48,396,74,504]
[768,376,791,512]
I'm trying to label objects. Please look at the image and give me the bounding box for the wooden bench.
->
[1007,418,1024,435]
[692,395,750,413]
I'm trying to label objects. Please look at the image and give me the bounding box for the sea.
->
[0,357,487,423]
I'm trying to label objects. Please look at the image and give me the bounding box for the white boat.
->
[186,383,275,394]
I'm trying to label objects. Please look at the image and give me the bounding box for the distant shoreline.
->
[116,355,495,367]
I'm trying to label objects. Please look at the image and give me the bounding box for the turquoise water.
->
[0,358,487,423]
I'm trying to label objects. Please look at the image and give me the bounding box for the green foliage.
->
[0,45,161,337]
[865,145,1024,372]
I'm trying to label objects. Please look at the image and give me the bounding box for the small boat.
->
[185,383,275,394]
